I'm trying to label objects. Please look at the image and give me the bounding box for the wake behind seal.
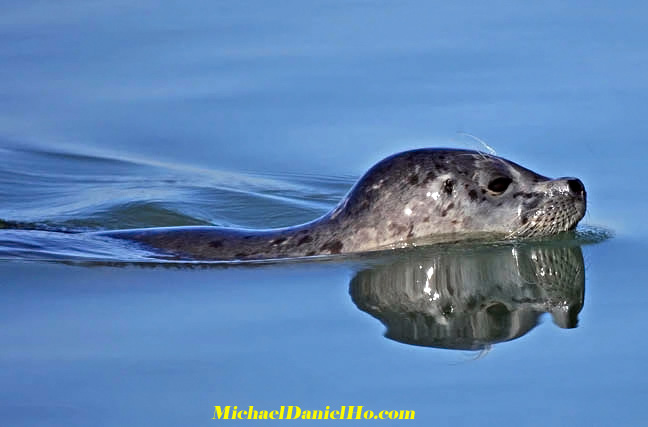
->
[101,148,587,261]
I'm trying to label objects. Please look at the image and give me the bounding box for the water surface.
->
[1,1,647,425]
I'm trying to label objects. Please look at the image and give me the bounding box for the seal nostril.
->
[567,179,584,196]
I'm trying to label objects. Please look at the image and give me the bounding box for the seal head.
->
[331,148,587,246]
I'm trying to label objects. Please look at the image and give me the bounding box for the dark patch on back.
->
[423,216,430,222]
[409,174,419,185]
[235,252,248,258]
[209,240,223,248]
[271,237,286,245]
[320,240,343,254]
[297,235,313,246]
[521,215,529,225]
[441,202,455,217]
[306,251,316,256]
[443,179,454,195]
[468,189,478,201]
[347,198,370,216]
[389,222,408,234]
[423,171,436,184]
[407,224,414,238]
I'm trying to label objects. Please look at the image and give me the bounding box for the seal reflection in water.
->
[350,242,585,350]
[102,148,587,260]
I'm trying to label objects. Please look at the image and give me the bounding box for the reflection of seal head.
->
[103,149,587,260]
[349,243,586,350]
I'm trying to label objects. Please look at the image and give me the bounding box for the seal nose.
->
[566,178,585,197]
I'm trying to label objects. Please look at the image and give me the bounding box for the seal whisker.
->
[457,132,497,155]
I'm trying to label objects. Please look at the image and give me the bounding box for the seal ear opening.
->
[487,177,512,195]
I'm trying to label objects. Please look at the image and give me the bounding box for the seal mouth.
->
[510,197,586,238]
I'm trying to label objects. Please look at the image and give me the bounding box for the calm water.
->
[1,1,647,425]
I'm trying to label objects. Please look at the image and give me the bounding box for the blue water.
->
[1,1,647,425]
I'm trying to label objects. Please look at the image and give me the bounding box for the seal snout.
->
[554,177,586,201]
[556,177,587,231]
[566,178,586,198]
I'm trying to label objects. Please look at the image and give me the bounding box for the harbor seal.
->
[102,148,587,260]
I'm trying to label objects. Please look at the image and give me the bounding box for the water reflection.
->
[349,242,585,350]
[2,220,593,354]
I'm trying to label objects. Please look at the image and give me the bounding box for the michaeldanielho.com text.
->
[213,406,414,420]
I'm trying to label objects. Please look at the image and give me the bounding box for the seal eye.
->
[487,177,512,195]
